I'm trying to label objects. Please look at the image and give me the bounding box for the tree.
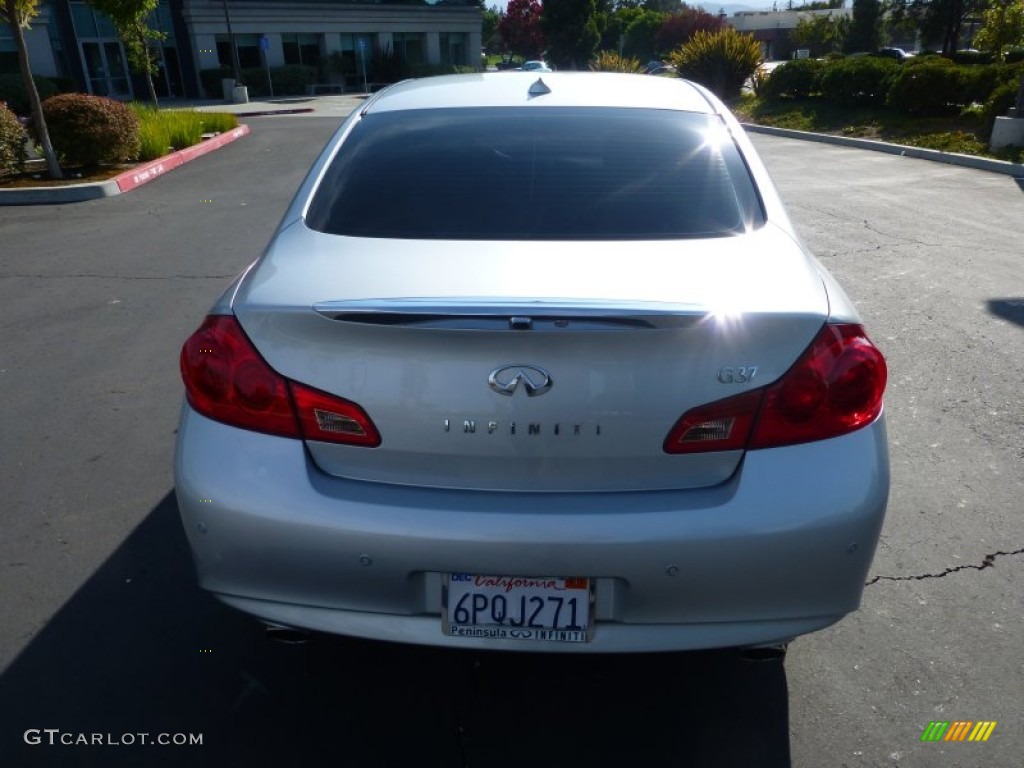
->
[622,8,666,60]
[790,12,850,54]
[643,0,684,11]
[542,0,601,69]
[86,0,164,106]
[0,0,61,178]
[483,5,503,52]
[974,0,1024,58]
[793,0,846,8]
[844,0,883,52]
[654,8,725,55]
[499,0,545,58]
[890,0,986,54]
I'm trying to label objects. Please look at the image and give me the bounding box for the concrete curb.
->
[742,123,1024,178]
[0,124,251,205]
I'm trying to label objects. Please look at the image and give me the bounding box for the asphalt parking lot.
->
[0,112,1021,768]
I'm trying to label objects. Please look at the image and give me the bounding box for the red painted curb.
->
[114,124,251,193]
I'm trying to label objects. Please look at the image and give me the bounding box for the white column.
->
[426,32,441,66]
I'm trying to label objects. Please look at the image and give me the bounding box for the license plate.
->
[442,574,593,643]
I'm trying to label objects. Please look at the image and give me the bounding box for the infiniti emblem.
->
[488,365,554,397]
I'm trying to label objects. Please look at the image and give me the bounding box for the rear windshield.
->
[305,107,764,240]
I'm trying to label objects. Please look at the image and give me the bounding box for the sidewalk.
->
[168,93,368,118]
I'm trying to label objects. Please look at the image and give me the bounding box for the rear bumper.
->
[174,405,889,653]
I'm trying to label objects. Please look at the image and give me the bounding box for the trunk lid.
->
[233,222,828,492]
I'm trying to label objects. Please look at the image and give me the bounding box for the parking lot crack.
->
[865,547,1024,586]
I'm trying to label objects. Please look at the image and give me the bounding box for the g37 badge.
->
[718,366,758,384]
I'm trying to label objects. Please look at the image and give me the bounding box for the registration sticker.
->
[442,574,593,643]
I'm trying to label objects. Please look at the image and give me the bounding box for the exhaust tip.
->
[263,623,310,645]
[739,644,788,662]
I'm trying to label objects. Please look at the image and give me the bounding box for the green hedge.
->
[759,55,1023,118]
[819,56,899,106]
[761,59,827,99]
[242,65,317,97]
[949,50,995,66]
[199,67,233,98]
[886,59,1003,114]
[199,65,317,98]
[980,81,1021,137]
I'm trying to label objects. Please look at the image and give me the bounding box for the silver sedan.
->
[175,73,889,653]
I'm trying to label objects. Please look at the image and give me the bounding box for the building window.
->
[282,33,320,68]
[391,33,424,66]
[70,2,118,38]
[338,34,373,78]
[0,21,17,76]
[440,33,467,67]
[216,33,261,70]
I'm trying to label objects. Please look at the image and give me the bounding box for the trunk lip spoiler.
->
[311,298,710,330]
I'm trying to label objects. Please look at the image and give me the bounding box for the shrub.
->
[887,59,970,114]
[996,61,1024,85]
[42,93,140,167]
[760,58,826,100]
[589,51,644,73]
[199,66,234,98]
[979,80,1021,137]
[819,56,899,106]
[958,64,1002,104]
[667,28,762,99]
[0,102,28,176]
[949,49,995,66]
[242,65,317,97]
[0,73,60,116]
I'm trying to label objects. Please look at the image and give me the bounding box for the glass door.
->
[81,40,132,98]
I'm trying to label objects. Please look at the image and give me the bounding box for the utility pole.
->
[221,0,242,83]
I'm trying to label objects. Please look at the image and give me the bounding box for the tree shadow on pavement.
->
[988,298,1024,328]
[0,492,791,768]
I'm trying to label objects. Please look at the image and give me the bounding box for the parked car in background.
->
[876,47,914,61]
[495,55,523,71]
[520,60,552,72]
[176,72,889,654]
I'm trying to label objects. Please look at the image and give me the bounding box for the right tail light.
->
[664,323,886,453]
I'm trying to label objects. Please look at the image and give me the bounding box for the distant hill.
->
[694,2,777,15]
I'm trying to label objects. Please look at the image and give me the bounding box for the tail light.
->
[180,315,381,447]
[664,324,886,454]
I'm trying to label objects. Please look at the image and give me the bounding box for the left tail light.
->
[180,315,381,447]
